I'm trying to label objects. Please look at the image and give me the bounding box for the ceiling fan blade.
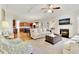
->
[44,10,47,13]
[53,7,60,9]
[41,8,47,10]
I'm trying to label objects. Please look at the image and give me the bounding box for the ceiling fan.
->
[41,4,60,13]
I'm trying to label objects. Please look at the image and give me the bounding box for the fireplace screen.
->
[60,29,69,38]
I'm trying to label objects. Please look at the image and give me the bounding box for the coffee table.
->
[45,34,62,44]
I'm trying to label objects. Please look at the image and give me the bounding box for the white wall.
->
[5,9,22,33]
[77,17,79,34]
[0,7,2,34]
[50,11,78,38]
[0,5,6,34]
[5,15,13,33]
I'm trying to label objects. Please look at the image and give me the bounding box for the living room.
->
[0,4,79,54]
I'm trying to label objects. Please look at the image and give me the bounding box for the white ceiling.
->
[2,4,79,21]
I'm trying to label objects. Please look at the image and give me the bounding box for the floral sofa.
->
[0,37,33,54]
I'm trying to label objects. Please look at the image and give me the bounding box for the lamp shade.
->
[33,22,36,25]
[2,20,9,29]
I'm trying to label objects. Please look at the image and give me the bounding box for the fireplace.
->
[60,29,69,38]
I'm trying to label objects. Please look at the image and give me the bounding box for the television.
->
[59,18,70,25]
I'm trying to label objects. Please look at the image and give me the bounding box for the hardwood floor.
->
[19,32,31,41]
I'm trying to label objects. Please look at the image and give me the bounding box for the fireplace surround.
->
[60,29,69,38]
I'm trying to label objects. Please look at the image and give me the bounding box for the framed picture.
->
[59,18,70,25]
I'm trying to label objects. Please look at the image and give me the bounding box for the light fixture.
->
[47,9,52,13]
[41,4,60,13]
[2,20,9,29]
